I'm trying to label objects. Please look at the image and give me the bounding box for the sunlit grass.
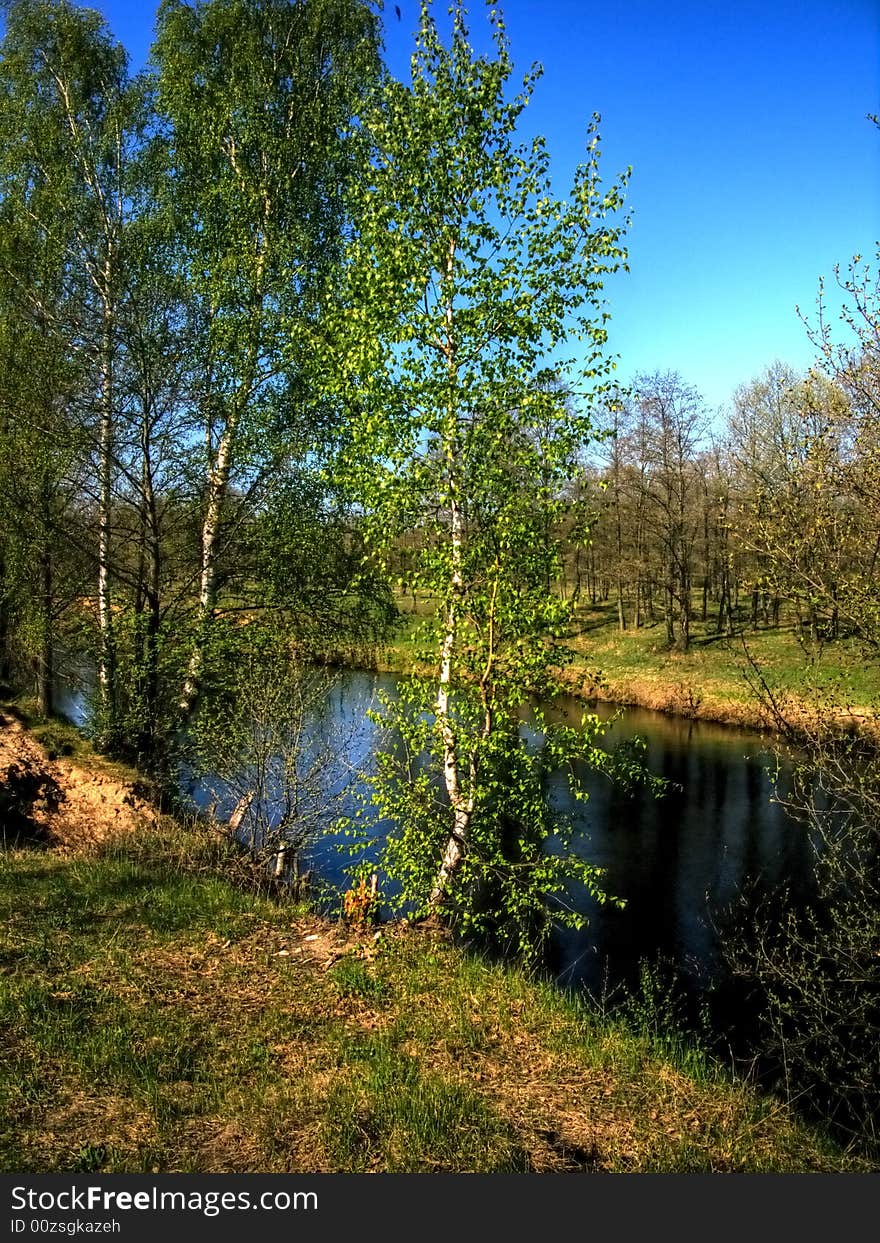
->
[0,823,871,1173]
[321,1034,527,1172]
[376,593,880,726]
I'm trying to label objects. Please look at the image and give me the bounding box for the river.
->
[184,669,814,1003]
[58,666,816,1007]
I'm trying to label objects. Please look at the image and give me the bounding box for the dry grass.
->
[0,820,871,1173]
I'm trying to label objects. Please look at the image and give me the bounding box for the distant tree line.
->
[387,354,880,661]
[560,359,879,656]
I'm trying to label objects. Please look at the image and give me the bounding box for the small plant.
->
[341,874,379,928]
[69,1143,108,1173]
[608,958,713,1081]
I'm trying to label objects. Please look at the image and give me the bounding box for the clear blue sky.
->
[41,0,880,413]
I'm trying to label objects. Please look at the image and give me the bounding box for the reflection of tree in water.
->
[543,694,814,1000]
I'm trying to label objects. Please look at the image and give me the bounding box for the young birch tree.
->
[329,1,649,953]
[0,0,145,740]
[152,0,379,719]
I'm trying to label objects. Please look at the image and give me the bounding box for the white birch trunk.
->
[178,409,241,715]
[179,235,266,719]
[428,490,475,907]
[97,276,115,731]
[428,234,475,908]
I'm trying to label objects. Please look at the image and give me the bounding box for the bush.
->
[726,718,880,1151]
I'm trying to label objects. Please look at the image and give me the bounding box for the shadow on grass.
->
[0,853,259,941]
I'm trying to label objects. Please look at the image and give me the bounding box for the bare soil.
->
[0,709,158,851]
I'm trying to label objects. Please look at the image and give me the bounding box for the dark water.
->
[60,667,816,1003]
[537,696,814,999]
[190,670,814,998]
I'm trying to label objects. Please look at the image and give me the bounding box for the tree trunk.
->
[429,235,475,909]
[179,415,238,716]
[37,541,53,717]
[571,542,582,604]
[665,573,676,646]
[96,286,115,742]
[614,456,626,631]
[635,498,645,628]
[676,543,691,652]
[428,479,474,907]
[705,494,710,621]
[136,440,163,766]
[180,266,264,720]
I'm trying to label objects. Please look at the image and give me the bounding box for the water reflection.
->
[58,666,816,998]
[294,672,814,998]
[539,694,814,995]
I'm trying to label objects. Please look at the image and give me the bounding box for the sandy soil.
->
[0,710,158,851]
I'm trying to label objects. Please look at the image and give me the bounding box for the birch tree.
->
[152,0,379,718]
[0,0,145,738]
[330,1,651,953]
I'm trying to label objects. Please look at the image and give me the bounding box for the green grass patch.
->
[322,1034,527,1172]
[328,956,388,1001]
[0,821,872,1172]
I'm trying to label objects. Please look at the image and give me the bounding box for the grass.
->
[375,596,880,730]
[5,697,88,756]
[0,819,872,1173]
[321,1035,526,1172]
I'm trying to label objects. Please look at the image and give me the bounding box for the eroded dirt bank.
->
[0,709,158,851]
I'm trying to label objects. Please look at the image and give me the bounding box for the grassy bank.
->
[372,599,880,732]
[0,815,871,1173]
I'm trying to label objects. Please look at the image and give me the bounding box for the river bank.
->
[0,704,159,851]
[0,707,872,1172]
[359,604,880,737]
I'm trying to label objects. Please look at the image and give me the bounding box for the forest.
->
[1,0,879,1172]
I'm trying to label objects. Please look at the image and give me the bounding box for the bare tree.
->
[630,372,706,651]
